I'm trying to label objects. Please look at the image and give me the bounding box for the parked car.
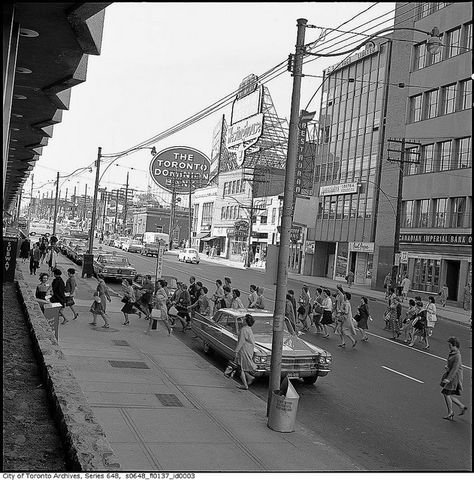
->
[142,242,161,257]
[70,242,87,264]
[178,248,200,264]
[93,253,137,281]
[113,237,128,249]
[123,239,144,253]
[191,308,332,384]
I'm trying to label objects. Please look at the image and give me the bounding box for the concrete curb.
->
[15,268,121,471]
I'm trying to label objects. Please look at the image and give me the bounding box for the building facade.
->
[399,1,472,307]
[308,5,414,288]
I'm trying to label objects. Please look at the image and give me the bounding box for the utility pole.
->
[52,171,60,235]
[101,190,108,240]
[169,172,177,249]
[246,179,255,268]
[267,18,307,417]
[83,184,88,225]
[123,171,129,235]
[28,173,34,230]
[114,189,119,234]
[88,147,101,254]
[387,137,421,287]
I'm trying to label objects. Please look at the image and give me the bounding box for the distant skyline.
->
[24,2,396,211]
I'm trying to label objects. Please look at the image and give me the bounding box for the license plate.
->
[287,372,300,379]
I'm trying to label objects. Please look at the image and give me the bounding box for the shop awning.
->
[201,236,224,242]
[196,232,210,239]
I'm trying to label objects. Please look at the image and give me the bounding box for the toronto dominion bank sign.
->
[149,146,211,194]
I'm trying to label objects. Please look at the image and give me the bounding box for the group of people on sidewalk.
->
[20,235,60,275]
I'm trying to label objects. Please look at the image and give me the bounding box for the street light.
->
[267,19,443,416]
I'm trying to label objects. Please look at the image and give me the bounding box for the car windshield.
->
[102,256,130,265]
[237,314,289,335]
[146,243,159,248]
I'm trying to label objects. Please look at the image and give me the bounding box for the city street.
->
[108,246,472,471]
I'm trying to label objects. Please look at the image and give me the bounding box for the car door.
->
[213,313,238,360]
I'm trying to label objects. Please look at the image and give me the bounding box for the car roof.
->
[217,308,273,317]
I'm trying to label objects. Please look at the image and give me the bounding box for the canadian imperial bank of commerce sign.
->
[149,146,211,194]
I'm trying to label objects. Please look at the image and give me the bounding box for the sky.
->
[26,2,396,210]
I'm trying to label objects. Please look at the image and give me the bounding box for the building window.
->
[439,140,452,171]
[405,147,420,175]
[402,200,415,227]
[456,137,472,169]
[221,206,225,220]
[460,79,472,110]
[421,144,435,173]
[417,2,432,19]
[450,197,466,227]
[413,42,426,70]
[425,89,439,119]
[434,198,448,227]
[260,215,268,225]
[418,199,430,227]
[446,27,461,58]
[410,94,422,122]
[441,84,456,115]
[464,22,472,51]
[314,164,320,183]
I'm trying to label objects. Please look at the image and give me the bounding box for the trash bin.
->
[43,302,62,340]
[267,376,300,433]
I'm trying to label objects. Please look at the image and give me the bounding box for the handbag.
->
[169,305,178,316]
[65,297,75,307]
[440,371,448,387]
[224,360,238,378]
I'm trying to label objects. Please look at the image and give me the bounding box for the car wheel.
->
[302,375,318,385]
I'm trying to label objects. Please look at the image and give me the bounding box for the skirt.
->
[321,310,333,325]
[442,386,462,396]
[121,301,136,314]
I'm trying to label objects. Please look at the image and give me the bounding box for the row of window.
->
[317,194,374,220]
[412,22,471,71]
[223,179,245,196]
[412,258,440,292]
[221,205,241,221]
[315,155,378,184]
[201,202,213,226]
[405,136,472,174]
[409,78,471,123]
[402,196,472,229]
[415,2,452,20]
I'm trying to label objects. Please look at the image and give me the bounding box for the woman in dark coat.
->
[440,336,467,420]
[354,296,370,341]
[20,238,30,262]
[50,268,68,324]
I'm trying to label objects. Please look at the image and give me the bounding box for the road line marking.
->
[381,366,424,384]
[366,332,472,370]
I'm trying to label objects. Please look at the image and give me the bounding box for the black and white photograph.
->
[3,1,472,474]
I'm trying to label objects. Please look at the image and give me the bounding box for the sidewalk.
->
[18,258,361,472]
[199,254,471,327]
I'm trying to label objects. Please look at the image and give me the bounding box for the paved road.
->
[103,246,472,471]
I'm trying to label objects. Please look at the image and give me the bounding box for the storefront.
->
[348,242,374,286]
[400,233,472,308]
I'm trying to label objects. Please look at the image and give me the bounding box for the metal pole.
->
[88,147,102,254]
[28,173,34,230]
[15,190,22,223]
[245,175,255,268]
[102,191,108,239]
[267,18,307,416]
[123,170,129,234]
[83,184,88,224]
[169,172,176,249]
[391,138,405,289]
[188,174,193,248]
[52,171,60,235]
[114,190,119,233]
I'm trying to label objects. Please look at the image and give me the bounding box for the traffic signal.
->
[287,54,294,73]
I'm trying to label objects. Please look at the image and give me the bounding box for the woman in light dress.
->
[338,292,357,348]
[234,314,257,390]
[426,295,437,337]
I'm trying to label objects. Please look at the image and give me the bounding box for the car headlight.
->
[253,354,269,364]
